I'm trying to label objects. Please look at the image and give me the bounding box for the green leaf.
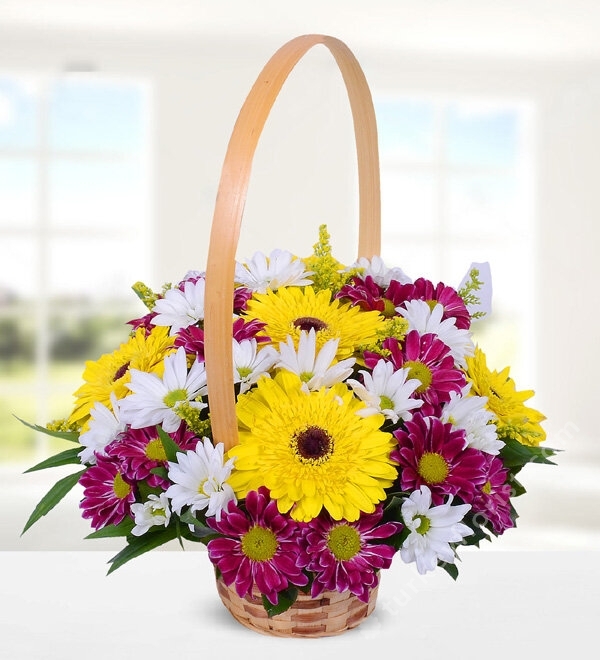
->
[24,446,83,473]
[14,416,80,442]
[439,561,459,580]
[262,587,299,617]
[500,438,559,468]
[107,527,178,574]
[156,425,183,462]
[178,509,217,540]
[85,518,135,539]
[21,469,86,535]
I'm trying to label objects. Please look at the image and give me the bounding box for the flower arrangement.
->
[22,225,554,620]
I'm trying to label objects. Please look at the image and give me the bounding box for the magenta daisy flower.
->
[298,507,401,602]
[175,317,268,361]
[471,456,515,534]
[366,331,465,410]
[206,487,308,605]
[390,277,471,330]
[107,425,198,488]
[337,275,387,314]
[393,413,487,505]
[79,454,136,530]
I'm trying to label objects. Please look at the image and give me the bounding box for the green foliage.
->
[86,518,135,539]
[24,446,82,473]
[500,437,558,470]
[15,415,80,442]
[21,469,86,535]
[107,527,178,574]
[262,587,299,617]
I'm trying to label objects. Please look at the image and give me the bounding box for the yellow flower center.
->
[241,525,279,562]
[417,452,449,484]
[327,524,362,561]
[482,480,492,495]
[293,316,328,332]
[163,388,187,408]
[112,472,131,500]
[291,425,333,464]
[404,360,433,393]
[415,515,431,535]
[425,299,439,312]
[145,438,167,462]
[382,298,398,318]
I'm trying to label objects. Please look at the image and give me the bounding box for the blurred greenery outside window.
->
[0,74,152,463]
[374,95,535,388]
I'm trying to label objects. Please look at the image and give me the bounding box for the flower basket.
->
[21,34,556,639]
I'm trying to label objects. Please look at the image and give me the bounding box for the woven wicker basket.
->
[216,576,379,638]
[204,34,382,637]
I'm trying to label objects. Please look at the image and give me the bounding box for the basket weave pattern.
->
[216,576,378,638]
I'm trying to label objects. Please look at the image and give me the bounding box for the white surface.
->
[1,550,597,660]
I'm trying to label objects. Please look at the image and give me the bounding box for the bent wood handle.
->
[204,34,381,451]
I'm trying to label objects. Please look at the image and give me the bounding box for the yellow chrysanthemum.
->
[466,346,546,446]
[227,371,397,522]
[243,285,385,360]
[68,326,175,429]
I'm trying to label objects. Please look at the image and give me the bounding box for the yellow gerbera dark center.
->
[417,452,449,484]
[112,473,131,499]
[327,524,361,561]
[404,360,433,393]
[145,438,167,461]
[241,525,278,562]
[292,425,333,464]
[113,362,130,382]
[293,316,328,332]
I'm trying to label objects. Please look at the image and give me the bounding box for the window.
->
[375,95,535,385]
[0,74,153,463]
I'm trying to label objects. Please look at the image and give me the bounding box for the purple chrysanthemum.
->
[206,487,308,605]
[365,331,465,411]
[298,507,401,602]
[107,424,198,488]
[174,317,268,361]
[79,454,136,530]
[471,456,515,534]
[393,413,487,505]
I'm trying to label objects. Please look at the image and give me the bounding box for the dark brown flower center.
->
[113,362,130,381]
[293,425,333,463]
[293,316,328,332]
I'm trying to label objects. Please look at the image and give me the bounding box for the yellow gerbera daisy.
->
[465,346,546,446]
[227,371,398,522]
[243,285,385,360]
[68,326,176,429]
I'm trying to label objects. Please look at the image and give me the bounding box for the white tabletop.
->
[1,549,598,660]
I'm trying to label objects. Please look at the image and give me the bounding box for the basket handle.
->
[204,34,381,451]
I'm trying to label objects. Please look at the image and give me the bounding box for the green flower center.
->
[113,362,130,382]
[379,394,394,411]
[163,388,188,408]
[415,515,431,535]
[327,524,362,561]
[292,425,333,464]
[293,316,328,332]
[417,452,449,484]
[241,525,279,562]
[237,366,253,379]
[112,472,131,500]
[145,438,167,462]
[299,371,314,383]
[404,360,433,393]
[425,299,439,312]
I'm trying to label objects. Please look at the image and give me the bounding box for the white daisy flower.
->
[233,338,278,393]
[400,485,473,575]
[397,300,475,368]
[151,278,206,335]
[347,359,423,423]
[234,249,313,293]
[119,347,208,433]
[166,437,236,521]
[130,493,171,536]
[78,393,126,465]
[457,261,492,321]
[353,255,412,286]
[276,329,356,392]
[441,383,503,455]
